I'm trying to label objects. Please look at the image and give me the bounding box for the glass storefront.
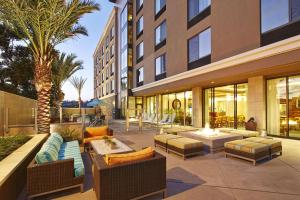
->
[161,91,193,126]
[204,83,248,129]
[267,75,300,138]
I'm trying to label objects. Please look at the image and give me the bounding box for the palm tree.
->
[0,0,99,134]
[70,76,87,115]
[52,53,83,122]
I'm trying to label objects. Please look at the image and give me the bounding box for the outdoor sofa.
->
[27,133,84,199]
[83,126,113,151]
[92,148,166,200]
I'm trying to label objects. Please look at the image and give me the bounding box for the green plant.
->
[103,136,116,146]
[0,135,31,161]
[55,126,80,141]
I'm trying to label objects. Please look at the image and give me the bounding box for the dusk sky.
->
[57,1,114,101]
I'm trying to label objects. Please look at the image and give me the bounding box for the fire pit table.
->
[178,128,243,153]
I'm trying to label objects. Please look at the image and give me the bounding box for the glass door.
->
[288,75,300,138]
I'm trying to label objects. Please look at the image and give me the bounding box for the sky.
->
[57,1,114,101]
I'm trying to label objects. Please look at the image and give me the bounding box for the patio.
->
[17,121,300,200]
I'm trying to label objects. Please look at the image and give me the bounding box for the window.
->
[106,82,109,94]
[136,16,144,37]
[136,0,143,13]
[106,36,109,48]
[155,0,166,15]
[136,67,144,86]
[101,73,104,82]
[106,52,109,63]
[188,28,211,63]
[102,46,104,56]
[110,45,114,57]
[110,62,115,75]
[106,68,109,79]
[136,42,144,62]
[188,0,211,21]
[155,21,166,46]
[111,80,115,92]
[110,26,115,40]
[155,54,166,80]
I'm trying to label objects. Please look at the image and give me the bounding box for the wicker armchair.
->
[92,152,166,200]
[27,158,84,199]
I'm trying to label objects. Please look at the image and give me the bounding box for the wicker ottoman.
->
[154,134,182,151]
[224,140,269,166]
[167,137,203,160]
[245,137,282,158]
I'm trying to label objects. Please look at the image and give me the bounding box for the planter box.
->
[0,134,48,200]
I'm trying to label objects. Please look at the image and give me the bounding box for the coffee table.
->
[178,131,243,153]
[90,138,133,156]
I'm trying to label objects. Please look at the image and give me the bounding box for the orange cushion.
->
[86,126,108,137]
[83,136,113,144]
[105,147,155,166]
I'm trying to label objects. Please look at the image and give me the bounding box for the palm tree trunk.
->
[79,97,81,116]
[37,86,51,134]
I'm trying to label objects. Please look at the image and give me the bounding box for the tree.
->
[0,0,99,134]
[0,24,36,99]
[51,53,83,122]
[69,76,87,115]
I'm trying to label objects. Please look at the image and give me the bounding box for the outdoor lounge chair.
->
[92,151,166,200]
[159,113,176,126]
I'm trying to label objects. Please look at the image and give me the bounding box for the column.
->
[247,76,266,130]
[192,87,202,128]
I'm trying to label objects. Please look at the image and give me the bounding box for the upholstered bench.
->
[154,134,182,151]
[245,137,282,158]
[216,128,259,138]
[167,137,203,160]
[224,140,269,165]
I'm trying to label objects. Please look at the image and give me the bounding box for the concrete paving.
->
[21,122,300,200]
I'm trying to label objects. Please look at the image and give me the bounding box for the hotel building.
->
[103,0,300,139]
[93,8,118,117]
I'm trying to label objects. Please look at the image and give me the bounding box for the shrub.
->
[0,135,31,161]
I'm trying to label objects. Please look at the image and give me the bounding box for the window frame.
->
[136,66,144,87]
[136,16,144,39]
[136,41,144,63]
[155,54,167,81]
[155,0,166,20]
[187,0,211,29]
[155,20,167,51]
[187,27,212,70]
[136,0,143,15]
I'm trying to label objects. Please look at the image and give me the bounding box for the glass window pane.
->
[237,84,248,129]
[188,35,199,63]
[267,78,287,136]
[288,75,300,138]
[155,21,166,45]
[261,0,289,33]
[199,28,211,58]
[291,0,300,21]
[155,0,166,14]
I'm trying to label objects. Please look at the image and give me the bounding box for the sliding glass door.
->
[204,83,248,129]
[267,75,300,139]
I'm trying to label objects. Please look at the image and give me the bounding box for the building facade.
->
[94,8,118,118]
[106,0,300,139]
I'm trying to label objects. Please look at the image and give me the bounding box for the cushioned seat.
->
[167,137,203,149]
[166,137,203,159]
[229,130,259,138]
[154,134,182,143]
[82,135,112,144]
[245,137,281,148]
[58,140,85,177]
[225,140,268,154]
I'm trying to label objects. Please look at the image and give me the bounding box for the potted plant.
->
[103,136,117,149]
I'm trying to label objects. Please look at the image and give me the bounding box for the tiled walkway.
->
[21,122,300,200]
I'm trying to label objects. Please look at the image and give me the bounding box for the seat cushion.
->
[86,126,108,137]
[35,141,59,164]
[105,147,154,166]
[154,134,182,144]
[167,137,203,149]
[47,133,64,151]
[245,137,282,148]
[58,141,85,177]
[225,140,268,154]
